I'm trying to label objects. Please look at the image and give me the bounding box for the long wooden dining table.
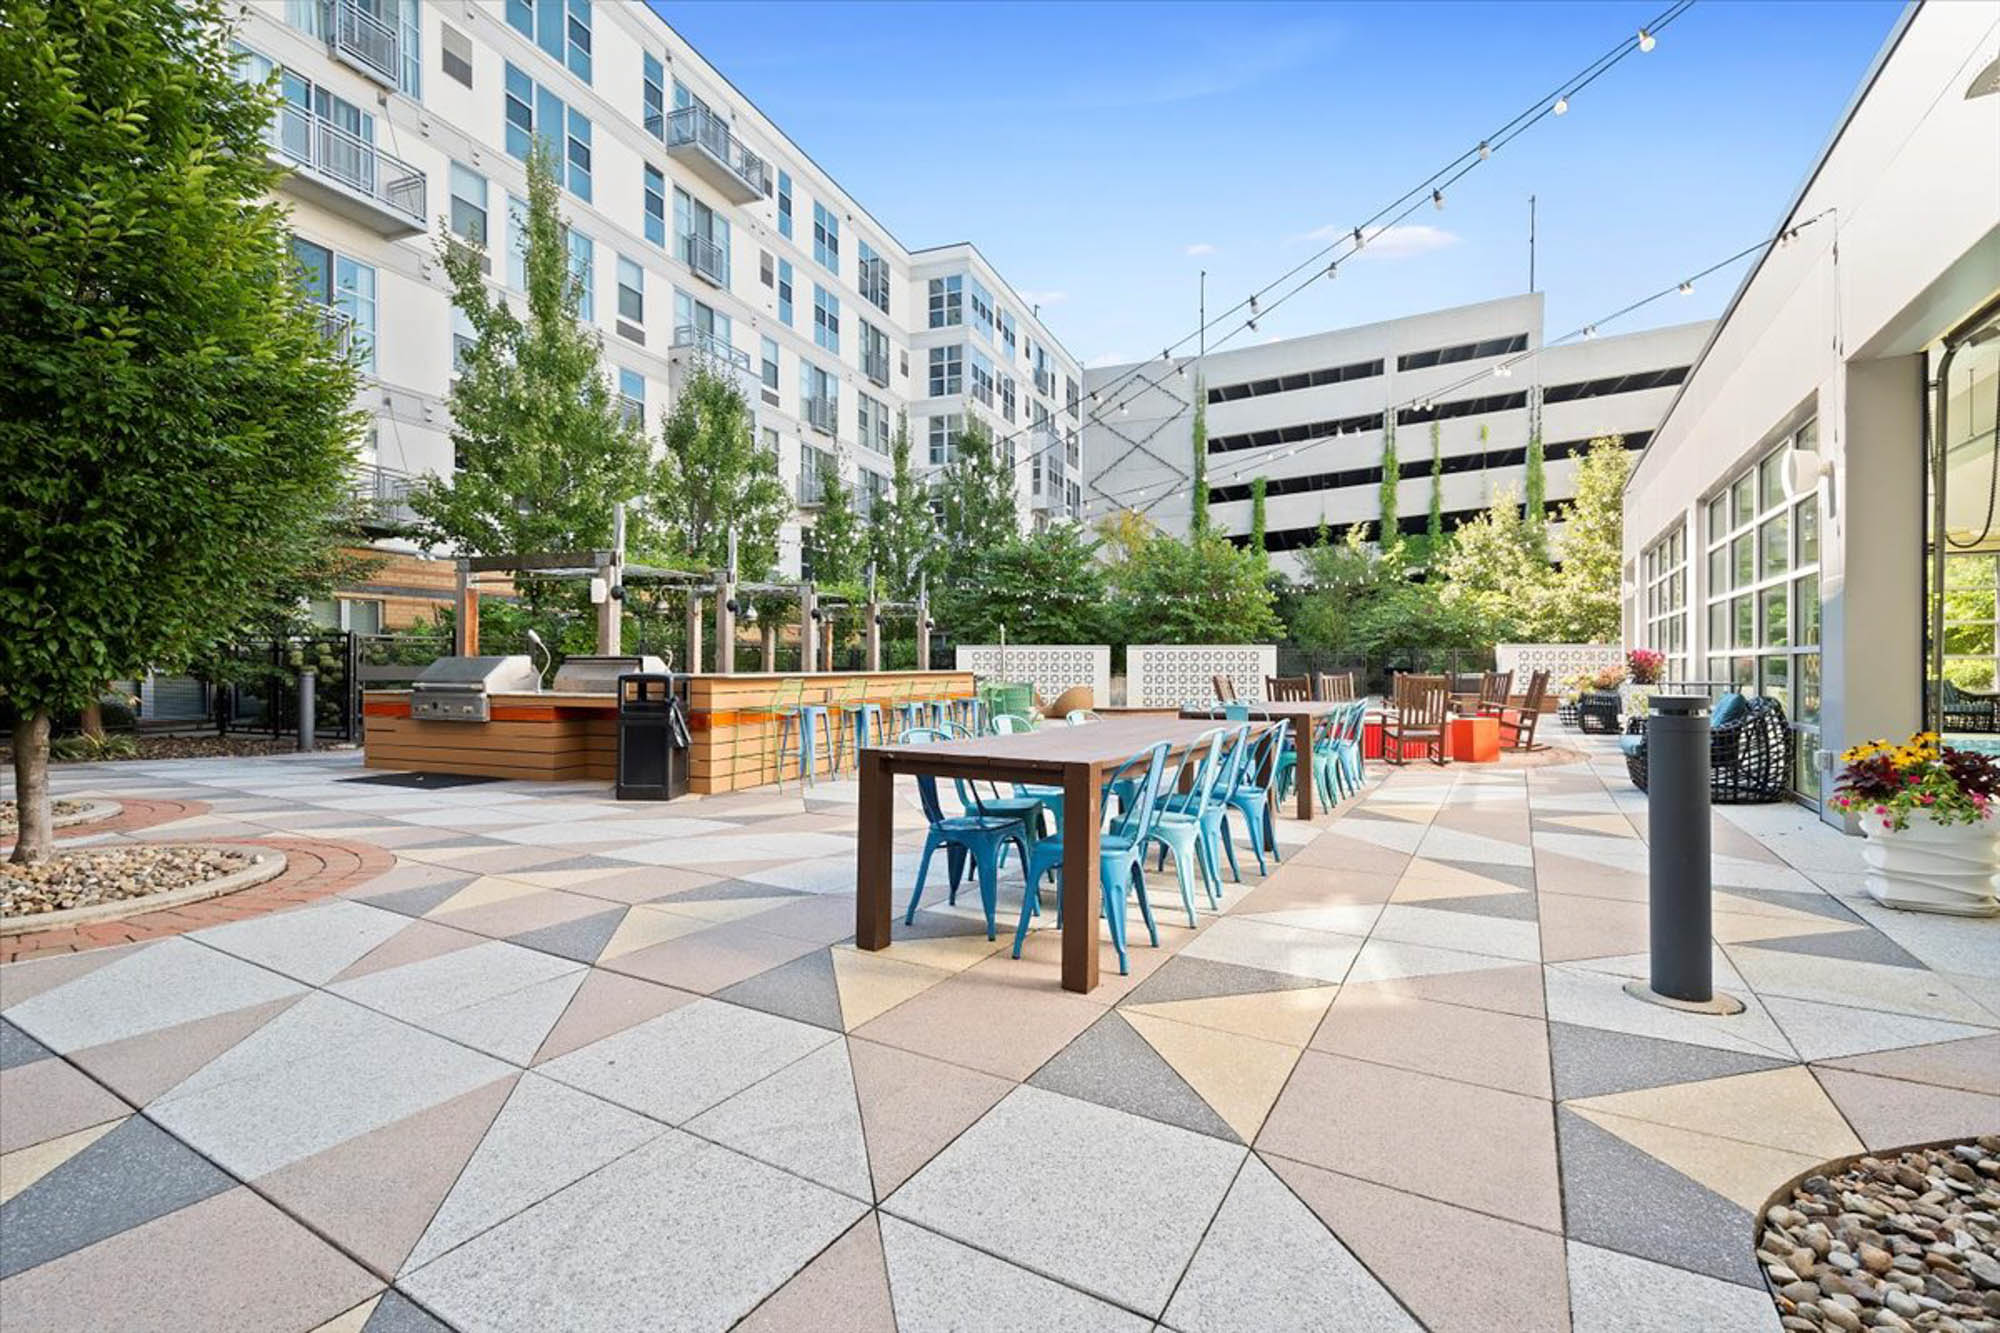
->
[1179,702,1349,820]
[855,716,1225,994]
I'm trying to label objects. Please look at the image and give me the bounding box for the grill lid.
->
[551,655,667,694]
[411,655,541,693]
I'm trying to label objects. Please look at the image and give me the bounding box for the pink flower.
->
[1883,819,1893,829]
[1875,805,1888,814]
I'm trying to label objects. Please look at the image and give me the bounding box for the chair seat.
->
[979,797,1045,818]
[1618,733,1646,758]
[936,815,1024,835]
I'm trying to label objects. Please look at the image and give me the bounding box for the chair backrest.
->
[1519,669,1550,712]
[1478,671,1513,709]
[1159,726,1228,815]
[1314,671,1357,701]
[773,676,807,710]
[1394,672,1449,711]
[1064,709,1100,725]
[1212,674,1238,703]
[1221,702,1251,722]
[1104,742,1172,846]
[1235,720,1286,791]
[898,727,953,824]
[993,712,1034,735]
[1408,683,1450,728]
[1267,675,1312,702]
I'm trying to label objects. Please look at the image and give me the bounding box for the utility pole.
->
[1528,195,1537,293]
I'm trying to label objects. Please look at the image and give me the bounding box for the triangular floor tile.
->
[423,971,587,1065]
[0,1119,121,1205]
[828,948,953,1031]
[256,1074,516,1279]
[666,878,811,904]
[656,895,800,926]
[1568,1104,1826,1212]
[332,919,488,983]
[736,1213,894,1332]
[1268,1154,1569,1333]
[1026,1012,1236,1141]
[597,905,708,962]
[1124,985,1337,1049]
[1548,1021,1792,1102]
[0,942,143,1007]
[1337,963,1547,1019]
[531,969,697,1065]
[1123,1011,1300,1142]
[363,1291,451,1331]
[1567,1066,1861,1162]
[877,1214,1149,1331]
[69,995,301,1107]
[1812,1066,2000,1149]
[1814,1032,2000,1095]
[1410,891,1540,922]
[508,907,626,964]
[849,1037,1010,1199]
[306,1294,379,1333]
[1763,995,1995,1063]
[1121,955,1329,1007]
[687,1040,871,1199]
[424,876,543,920]
[1746,926,1929,970]
[355,878,478,919]
[717,949,845,1031]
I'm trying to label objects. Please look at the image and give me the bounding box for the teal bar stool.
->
[831,676,883,774]
[774,677,836,788]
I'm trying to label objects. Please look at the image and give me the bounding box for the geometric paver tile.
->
[1123,983,1338,1048]
[0,1019,51,1070]
[1813,1031,2000,1095]
[737,1213,895,1333]
[1542,964,1796,1061]
[597,919,825,995]
[1810,1066,2000,1150]
[1178,917,1365,985]
[884,1085,1245,1317]
[0,943,143,1010]
[1027,1011,1238,1142]
[419,970,588,1066]
[687,1039,872,1200]
[329,920,488,984]
[1344,938,1537,987]
[1547,1022,1791,1102]
[67,995,301,1108]
[1366,904,1541,963]
[595,904,709,962]
[505,906,628,964]
[1335,961,1547,1019]
[851,966,1101,1084]
[529,968,698,1066]
[0,1120,122,1206]
[326,939,582,1030]
[1119,955,1332,1007]
[360,1291,453,1331]
[1270,1155,1571,1333]
[402,1130,864,1331]
[715,948,846,1031]
[1312,989,1550,1098]
[1123,1010,1301,1142]
[827,947,954,1031]
[1565,1066,1861,1162]
[190,901,413,986]
[1564,1105,1826,1213]
[402,1074,661,1275]
[1758,995,1995,1063]
[877,1213,1150,1333]
[0,937,303,1055]
[0,1057,129,1155]
[254,1075,517,1279]
[0,1116,234,1280]
[1162,1155,1418,1332]
[1724,945,1997,1025]
[534,998,835,1125]
[0,1187,379,1333]
[1565,1239,1781,1333]
[847,1037,1011,1200]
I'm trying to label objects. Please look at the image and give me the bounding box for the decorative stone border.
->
[51,799,121,829]
[0,845,288,937]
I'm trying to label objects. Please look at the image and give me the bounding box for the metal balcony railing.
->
[663,105,769,201]
[862,347,890,387]
[312,301,355,354]
[617,394,645,429]
[803,395,836,435]
[797,454,835,505]
[671,324,752,373]
[681,232,727,287]
[349,462,418,527]
[269,104,425,232]
[328,0,399,87]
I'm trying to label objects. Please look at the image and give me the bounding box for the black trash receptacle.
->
[616,673,690,800]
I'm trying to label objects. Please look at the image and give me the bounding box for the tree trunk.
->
[80,699,104,740]
[10,712,53,865]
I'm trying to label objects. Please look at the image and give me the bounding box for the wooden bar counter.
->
[363,669,974,792]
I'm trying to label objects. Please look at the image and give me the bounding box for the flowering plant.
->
[1627,649,1665,685]
[1587,664,1627,692]
[1830,732,2000,831]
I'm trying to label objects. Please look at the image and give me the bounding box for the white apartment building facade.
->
[1624,0,2000,818]
[1082,294,1711,577]
[232,0,1082,608]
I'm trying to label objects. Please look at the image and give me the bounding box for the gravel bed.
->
[0,800,91,837]
[0,844,256,918]
[1759,1138,2000,1332]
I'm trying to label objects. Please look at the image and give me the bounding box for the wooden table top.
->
[1180,702,1347,721]
[866,716,1224,773]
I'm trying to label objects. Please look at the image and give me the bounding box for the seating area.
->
[1620,692,1795,803]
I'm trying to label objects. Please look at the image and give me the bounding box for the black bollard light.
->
[1625,694,1744,1014]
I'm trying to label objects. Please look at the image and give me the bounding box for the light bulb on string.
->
[1326,261,1338,279]
[1352,227,1364,249]
[1637,27,1655,51]
[1478,140,1491,160]
[1432,189,1445,210]
[1553,95,1569,115]
[1679,281,1694,296]
[1582,324,1597,339]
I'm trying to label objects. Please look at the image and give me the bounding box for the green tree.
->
[0,0,361,860]
[934,416,1020,586]
[412,143,649,566]
[1426,420,1445,551]
[1189,379,1209,536]
[937,524,1109,645]
[1249,476,1269,563]
[869,410,933,598]
[1523,423,1548,552]
[655,361,788,578]
[1109,533,1281,645]
[1435,483,1544,645]
[806,462,864,590]
[1379,419,1400,546]
[1538,437,1630,641]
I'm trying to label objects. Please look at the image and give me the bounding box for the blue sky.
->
[654,0,1905,367]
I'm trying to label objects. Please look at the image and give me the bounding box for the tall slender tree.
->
[1426,420,1445,550]
[1,0,361,861]
[654,362,788,578]
[1249,476,1269,563]
[1189,378,1210,536]
[934,416,1020,582]
[1378,419,1400,547]
[869,410,933,598]
[807,461,864,589]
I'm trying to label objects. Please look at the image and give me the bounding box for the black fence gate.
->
[218,632,360,743]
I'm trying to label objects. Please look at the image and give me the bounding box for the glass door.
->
[1927,315,2000,749]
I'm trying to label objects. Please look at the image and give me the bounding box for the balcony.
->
[671,324,751,373]
[617,394,645,430]
[349,462,418,531]
[327,0,399,88]
[668,324,761,412]
[681,233,727,288]
[268,104,425,236]
[312,301,355,356]
[803,395,836,436]
[863,346,890,387]
[662,105,768,204]
[797,449,836,505]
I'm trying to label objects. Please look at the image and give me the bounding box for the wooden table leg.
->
[1060,761,1100,994]
[856,750,892,951]
[1294,720,1315,821]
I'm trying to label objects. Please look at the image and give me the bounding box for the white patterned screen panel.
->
[955,644,1110,706]
[1127,644,1278,708]
[1495,643,1624,684]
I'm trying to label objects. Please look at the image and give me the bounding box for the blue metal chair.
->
[1147,726,1244,925]
[1011,742,1171,975]
[773,677,836,789]
[1225,720,1288,874]
[830,675,884,775]
[900,727,1031,942]
[934,718,1046,869]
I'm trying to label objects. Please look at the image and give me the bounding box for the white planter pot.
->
[1861,811,2000,916]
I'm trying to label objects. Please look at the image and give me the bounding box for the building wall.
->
[1622,0,2000,820]
[1081,293,1711,573]
[235,0,1082,587]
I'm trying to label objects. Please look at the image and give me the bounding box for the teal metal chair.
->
[773,677,836,790]
[900,727,1032,942]
[1146,726,1244,925]
[1011,741,1171,975]
[830,675,884,775]
[1226,720,1288,874]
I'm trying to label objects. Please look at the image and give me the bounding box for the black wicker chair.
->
[1577,691,1623,734]
[1942,680,1998,733]
[1622,695,1793,804]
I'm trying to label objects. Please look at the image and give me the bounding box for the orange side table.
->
[1446,715,1500,763]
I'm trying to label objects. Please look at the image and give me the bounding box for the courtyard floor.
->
[2,738,1997,1332]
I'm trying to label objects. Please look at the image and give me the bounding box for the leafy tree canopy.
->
[933,416,1019,584]
[937,523,1109,646]
[869,410,933,600]
[806,461,865,592]
[654,360,788,579]
[1109,532,1281,645]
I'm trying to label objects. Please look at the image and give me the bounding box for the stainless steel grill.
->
[549,655,668,695]
[408,656,541,723]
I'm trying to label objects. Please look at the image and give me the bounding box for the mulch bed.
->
[0,844,256,919]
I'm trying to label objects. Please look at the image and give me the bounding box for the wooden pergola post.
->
[801,582,819,675]
[684,593,703,674]
[864,565,882,672]
[455,559,480,657]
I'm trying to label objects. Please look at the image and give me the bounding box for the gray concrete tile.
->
[0,1018,50,1070]
[507,906,626,963]
[1748,925,1929,971]
[0,1116,233,1279]
[536,997,835,1125]
[1547,1021,1792,1102]
[1566,1239,1782,1333]
[355,876,481,918]
[191,900,413,986]
[1120,956,1328,1007]
[878,1214,1151,1333]
[686,1040,870,1200]
[715,948,844,1031]
[0,1053,131,1155]
[420,970,587,1066]
[1028,1012,1236,1142]
[363,1291,453,1332]
[402,1130,864,1331]
[2,937,303,1054]
[328,939,582,1026]
[885,1085,1245,1317]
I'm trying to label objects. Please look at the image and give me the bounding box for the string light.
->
[1432,189,1445,210]
[1638,27,1656,51]
[1583,324,1597,338]
[1553,95,1569,115]
[1678,280,1694,295]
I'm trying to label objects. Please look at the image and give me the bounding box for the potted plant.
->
[1578,664,1627,734]
[1831,732,2000,916]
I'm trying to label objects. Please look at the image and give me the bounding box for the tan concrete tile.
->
[601,921,824,995]
[0,1057,128,1155]
[0,1118,122,1205]
[1814,1032,2000,1095]
[1123,1011,1301,1140]
[1335,963,1547,1019]
[1313,988,1551,1098]
[1537,891,1649,964]
[1812,1066,2000,1149]
[736,1213,895,1332]
[847,1038,1011,1199]
[1566,1066,1859,1160]
[853,965,1101,1083]
[1125,984,1339,1048]
[1565,1106,1825,1212]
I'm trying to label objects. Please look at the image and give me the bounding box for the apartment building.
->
[1082,294,1711,576]
[233,0,1082,623]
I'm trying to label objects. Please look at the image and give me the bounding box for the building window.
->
[616,255,644,327]
[452,306,476,374]
[506,0,590,81]
[812,201,839,272]
[397,0,420,97]
[643,165,665,247]
[674,289,732,357]
[812,284,840,354]
[776,258,793,326]
[760,251,774,287]
[291,238,375,374]
[504,64,591,200]
[999,374,1016,423]
[928,275,962,328]
[1396,332,1529,372]
[1641,523,1688,683]
[642,52,665,138]
[617,367,644,428]
[1943,555,2000,694]
[761,336,780,393]
[858,240,889,314]
[858,468,887,518]
[1702,419,1821,802]
[928,345,962,398]
[1065,375,1080,417]
[777,171,792,239]
[998,309,1016,358]
[440,22,473,89]
[673,187,729,286]
[567,229,593,322]
[859,320,889,386]
[857,392,890,454]
[800,360,836,434]
[968,278,994,342]
[968,348,994,407]
[927,414,962,467]
[448,162,487,248]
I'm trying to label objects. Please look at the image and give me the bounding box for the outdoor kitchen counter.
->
[363,669,974,790]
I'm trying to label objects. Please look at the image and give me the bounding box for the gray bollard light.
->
[1625,694,1744,1014]
[297,668,316,753]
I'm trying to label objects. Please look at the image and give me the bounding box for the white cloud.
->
[1286,223,1460,259]
[1184,243,1216,257]
[1018,289,1068,308]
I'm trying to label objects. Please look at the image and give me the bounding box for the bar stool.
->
[832,676,883,773]
[774,677,836,788]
